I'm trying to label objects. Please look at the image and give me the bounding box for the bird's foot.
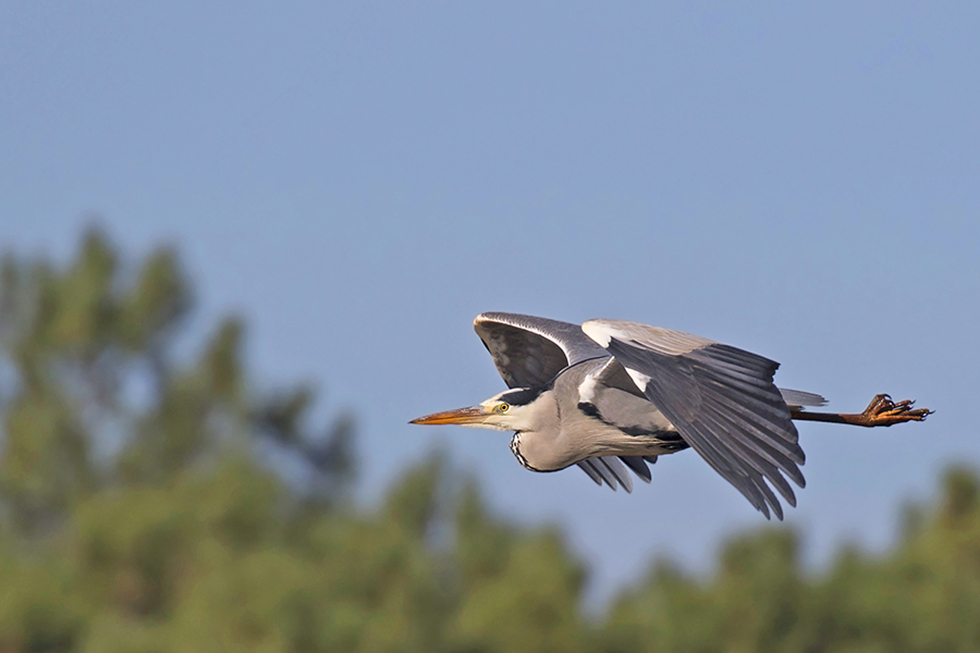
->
[858,394,933,427]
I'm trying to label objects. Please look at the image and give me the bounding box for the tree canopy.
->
[0,230,976,652]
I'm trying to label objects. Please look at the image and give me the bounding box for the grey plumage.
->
[477,314,810,513]
[474,312,607,388]
[779,388,827,408]
[586,319,805,520]
[413,312,913,521]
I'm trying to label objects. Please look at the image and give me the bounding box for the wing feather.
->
[619,455,653,483]
[578,456,646,490]
[697,409,798,506]
[474,313,607,388]
[599,457,634,492]
[708,408,806,485]
[576,460,604,486]
[582,319,806,520]
[587,457,621,490]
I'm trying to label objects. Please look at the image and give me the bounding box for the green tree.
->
[601,467,980,653]
[0,229,355,650]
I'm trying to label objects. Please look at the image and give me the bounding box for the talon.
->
[864,394,894,417]
[869,394,892,412]
[862,395,933,426]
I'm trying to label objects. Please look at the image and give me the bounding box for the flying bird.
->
[410,313,932,520]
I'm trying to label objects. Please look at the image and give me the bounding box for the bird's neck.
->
[507,390,565,471]
[509,433,545,472]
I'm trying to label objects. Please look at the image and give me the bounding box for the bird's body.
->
[507,357,683,472]
[411,312,931,520]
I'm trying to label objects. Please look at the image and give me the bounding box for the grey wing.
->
[577,456,651,492]
[576,359,669,489]
[474,313,608,388]
[582,319,806,520]
[583,357,678,436]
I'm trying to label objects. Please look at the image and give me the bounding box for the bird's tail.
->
[778,387,827,408]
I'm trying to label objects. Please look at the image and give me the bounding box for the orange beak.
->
[409,406,488,425]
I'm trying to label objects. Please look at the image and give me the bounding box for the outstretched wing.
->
[582,319,806,520]
[474,313,608,388]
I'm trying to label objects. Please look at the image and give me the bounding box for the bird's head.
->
[410,387,548,432]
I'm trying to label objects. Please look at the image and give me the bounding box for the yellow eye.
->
[498,403,510,413]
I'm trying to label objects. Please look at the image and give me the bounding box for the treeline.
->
[0,231,976,652]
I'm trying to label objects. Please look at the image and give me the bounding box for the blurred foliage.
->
[1,229,979,652]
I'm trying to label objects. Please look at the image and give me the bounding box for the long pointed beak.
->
[409,406,488,425]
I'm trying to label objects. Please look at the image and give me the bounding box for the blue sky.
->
[2,2,978,605]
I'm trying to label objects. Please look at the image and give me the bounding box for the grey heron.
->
[410,313,931,520]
